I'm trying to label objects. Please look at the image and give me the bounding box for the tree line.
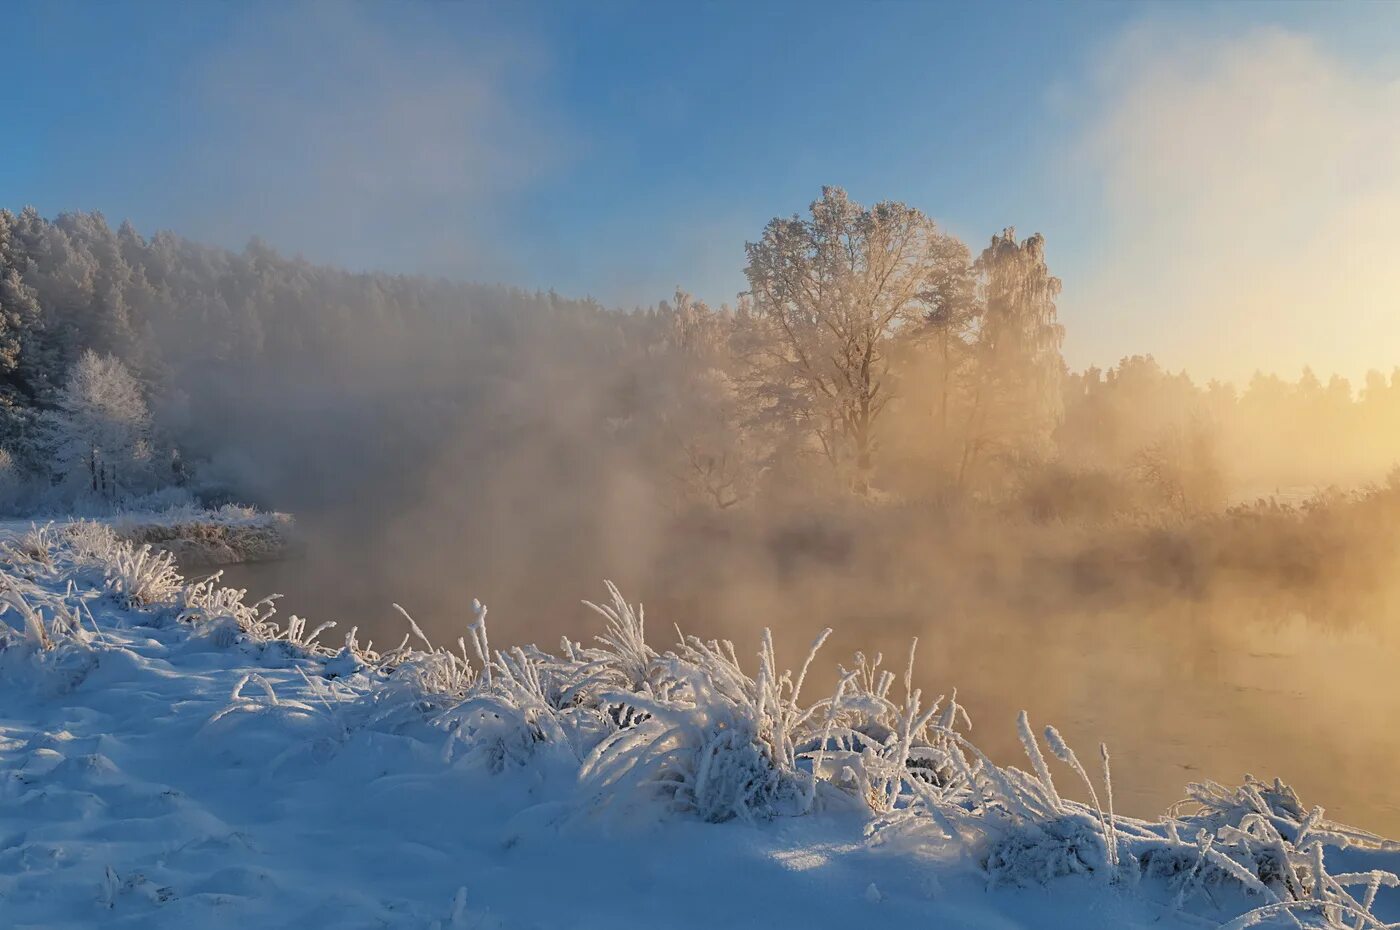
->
[1,190,1397,516]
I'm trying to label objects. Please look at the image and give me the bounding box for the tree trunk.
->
[958,382,987,490]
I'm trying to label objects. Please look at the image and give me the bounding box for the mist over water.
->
[7,5,1400,838]
[6,194,1398,836]
[177,255,1400,834]
[218,480,1400,836]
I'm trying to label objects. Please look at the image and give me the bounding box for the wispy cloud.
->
[1069,24,1400,382]
[182,3,566,281]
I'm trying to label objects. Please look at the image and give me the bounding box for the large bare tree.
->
[741,187,968,490]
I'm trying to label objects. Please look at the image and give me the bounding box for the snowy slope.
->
[0,525,1396,929]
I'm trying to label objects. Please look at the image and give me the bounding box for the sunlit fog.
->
[3,3,1399,928]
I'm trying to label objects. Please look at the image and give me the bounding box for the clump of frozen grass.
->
[0,556,101,695]
[1147,777,1400,928]
[578,580,656,692]
[432,598,618,772]
[275,614,338,650]
[578,624,844,823]
[440,645,610,773]
[1,521,105,578]
[63,520,121,564]
[0,522,339,671]
[9,522,60,570]
[1173,776,1400,856]
[178,570,276,642]
[868,710,1131,885]
[180,570,337,655]
[869,714,1400,927]
[377,603,475,694]
[807,641,973,813]
[0,584,91,652]
[100,542,183,607]
[437,584,838,803]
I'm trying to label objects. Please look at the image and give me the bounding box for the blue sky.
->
[6,1,1400,379]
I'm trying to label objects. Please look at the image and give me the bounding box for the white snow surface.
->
[1,525,1396,929]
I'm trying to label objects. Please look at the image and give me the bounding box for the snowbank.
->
[0,528,1395,929]
[108,504,296,568]
[0,504,296,570]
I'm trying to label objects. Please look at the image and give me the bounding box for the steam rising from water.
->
[143,10,1400,833]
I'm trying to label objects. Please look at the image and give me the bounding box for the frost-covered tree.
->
[957,229,1065,486]
[657,290,754,509]
[919,234,978,450]
[0,210,49,441]
[45,350,153,500]
[1131,417,1225,515]
[5,205,1399,515]
[741,187,969,490]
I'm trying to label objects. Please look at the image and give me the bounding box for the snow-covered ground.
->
[1,525,1396,929]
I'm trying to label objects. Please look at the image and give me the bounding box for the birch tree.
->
[957,228,1065,486]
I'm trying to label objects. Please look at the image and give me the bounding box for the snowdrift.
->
[0,524,1396,929]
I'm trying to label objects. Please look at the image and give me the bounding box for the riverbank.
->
[109,504,297,568]
[0,524,1395,929]
[0,503,296,570]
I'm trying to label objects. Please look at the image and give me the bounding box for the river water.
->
[218,554,1400,837]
